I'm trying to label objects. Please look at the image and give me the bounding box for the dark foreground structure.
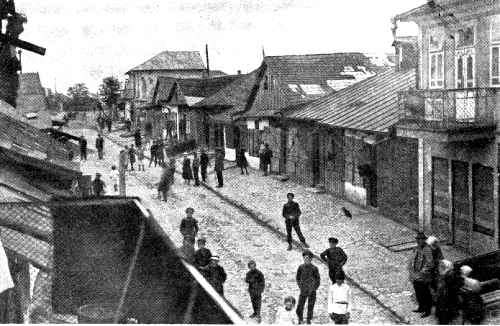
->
[0,197,243,324]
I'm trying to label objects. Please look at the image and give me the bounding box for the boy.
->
[282,193,309,250]
[328,271,352,324]
[245,260,265,321]
[296,250,320,324]
[320,237,348,284]
[206,255,227,295]
[194,238,212,273]
[92,173,105,196]
[137,146,145,172]
[275,296,298,324]
[180,207,199,244]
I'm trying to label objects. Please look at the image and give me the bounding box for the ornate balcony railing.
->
[399,88,499,130]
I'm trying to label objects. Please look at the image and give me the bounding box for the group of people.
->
[409,232,496,324]
[177,204,352,324]
[96,114,113,133]
[180,148,226,188]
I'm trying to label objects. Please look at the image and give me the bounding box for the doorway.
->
[451,160,470,249]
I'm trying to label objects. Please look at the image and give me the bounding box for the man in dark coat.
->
[245,260,265,321]
[149,141,157,167]
[192,152,200,186]
[236,148,249,175]
[262,143,273,176]
[409,232,434,318]
[79,135,87,161]
[128,144,136,171]
[320,237,348,284]
[180,207,199,243]
[95,134,104,160]
[296,250,320,324]
[157,140,165,166]
[206,256,227,295]
[92,173,105,196]
[214,149,224,188]
[200,148,210,182]
[106,115,112,132]
[282,193,309,250]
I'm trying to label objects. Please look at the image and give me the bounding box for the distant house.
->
[15,73,52,129]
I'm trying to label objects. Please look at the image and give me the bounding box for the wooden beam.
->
[0,33,46,55]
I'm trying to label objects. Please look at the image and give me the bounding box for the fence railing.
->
[398,88,499,130]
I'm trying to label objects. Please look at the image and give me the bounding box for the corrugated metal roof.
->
[128,51,206,72]
[288,68,416,133]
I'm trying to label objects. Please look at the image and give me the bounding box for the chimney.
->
[205,44,210,78]
[237,70,241,75]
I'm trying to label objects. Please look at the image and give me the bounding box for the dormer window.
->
[456,26,475,48]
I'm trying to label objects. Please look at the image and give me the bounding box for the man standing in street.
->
[214,148,224,188]
[128,144,136,171]
[296,250,320,324]
[92,173,105,196]
[149,140,157,167]
[320,237,348,284]
[134,128,142,148]
[245,260,265,322]
[409,232,434,318]
[282,193,309,250]
[79,135,87,161]
[192,152,200,186]
[200,148,210,183]
[106,115,112,133]
[262,143,273,176]
[95,134,104,160]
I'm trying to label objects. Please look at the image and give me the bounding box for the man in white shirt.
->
[328,271,352,324]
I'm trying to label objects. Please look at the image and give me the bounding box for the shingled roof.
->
[288,68,416,133]
[128,51,206,73]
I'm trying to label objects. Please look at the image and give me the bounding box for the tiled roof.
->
[0,99,52,129]
[288,68,416,133]
[194,68,264,122]
[153,75,239,105]
[128,51,206,72]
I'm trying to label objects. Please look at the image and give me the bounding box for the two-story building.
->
[394,0,500,254]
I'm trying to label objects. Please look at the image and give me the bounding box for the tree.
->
[99,76,121,108]
[67,83,90,104]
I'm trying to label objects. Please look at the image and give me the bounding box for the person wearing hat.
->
[182,153,193,185]
[408,231,433,318]
[194,238,212,275]
[92,172,105,197]
[206,255,227,295]
[180,208,198,244]
[320,237,348,284]
[296,250,320,324]
[214,148,225,188]
[328,270,352,324]
[245,260,265,321]
[282,193,309,250]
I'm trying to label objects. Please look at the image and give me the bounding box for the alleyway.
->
[69,126,400,324]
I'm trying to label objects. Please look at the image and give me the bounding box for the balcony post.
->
[418,138,432,233]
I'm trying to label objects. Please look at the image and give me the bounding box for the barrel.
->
[76,303,125,324]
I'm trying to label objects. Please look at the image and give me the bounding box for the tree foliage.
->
[67,83,90,102]
[99,76,121,107]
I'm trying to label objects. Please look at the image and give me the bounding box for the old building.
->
[14,72,52,129]
[394,0,500,253]
[235,53,380,169]
[287,68,417,226]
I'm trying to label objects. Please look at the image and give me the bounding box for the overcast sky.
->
[15,0,422,93]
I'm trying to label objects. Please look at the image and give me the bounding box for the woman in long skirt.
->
[182,153,193,185]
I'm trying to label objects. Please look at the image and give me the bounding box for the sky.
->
[14,0,422,94]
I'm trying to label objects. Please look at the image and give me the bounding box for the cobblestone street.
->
[70,126,400,324]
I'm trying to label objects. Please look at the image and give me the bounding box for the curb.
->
[200,182,410,325]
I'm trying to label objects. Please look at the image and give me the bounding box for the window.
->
[263,75,269,90]
[456,53,475,88]
[491,16,500,86]
[456,26,475,48]
[430,52,444,88]
[141,77,147,98]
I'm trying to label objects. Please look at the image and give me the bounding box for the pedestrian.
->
[214,148,224,188]
[157,163,170,202]
[262,143,273,176]
[125,119,131,132]
[328,270,352,324]
[206,255,227,296]
[134,129,142,148]
[275,296,298,324]
[408,232,433,318]
[120,146,129,171]
[192,152,200,186]
[149,140,157,167]
[194,238,212,274]
[200,148,210,183]
[79,135,87,161]
[320,237,348,284]
[426,235,444,292]
[282,193,309,250]
[95,134,104,160]
[245,260,265,322]
[92,173,105,197]
[128,144,136,171]
[137,146,145,172]
[157,139,165,166]
[296,250,320,324]
[109,165,119,195]
[236,148,249,175]
[182,153,193,185]
[180,207,198,244]
[259,142,265,172]
[106,115,112,132]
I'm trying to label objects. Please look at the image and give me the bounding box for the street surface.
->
[71,126,398,324]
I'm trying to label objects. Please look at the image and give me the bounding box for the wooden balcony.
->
[397,88,499,142]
